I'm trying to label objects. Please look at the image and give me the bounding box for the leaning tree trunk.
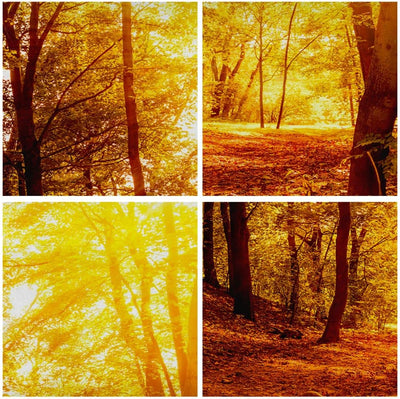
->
[318,202,351,344]
[122,3,146,195]
[203,203,220,288]
[220,202,234,294]
[229,202,255,321]
[348,3,397,195]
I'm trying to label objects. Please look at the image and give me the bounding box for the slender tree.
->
[220,203,233,294]
[182,282,197,396]
[318,202,351,344]
[162,204,188,395]
[287,202,300,324]
[121,2,146,195]
[276,3,297,130]
[203,203,220,288]
[229,202,255,321]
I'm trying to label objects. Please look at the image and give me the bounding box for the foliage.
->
[3,2,197,195]
[203,2,363,127]
[3,203,197,396]
[211,202,397,331]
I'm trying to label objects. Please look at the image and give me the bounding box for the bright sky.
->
[9,283,38,319]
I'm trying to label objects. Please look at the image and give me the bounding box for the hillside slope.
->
[203,283,397,397]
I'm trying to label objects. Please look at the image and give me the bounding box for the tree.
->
[349,2,375,82]
[182,283,197,396]
[121,3,146,195]
[348,3,397,195]
[162,204,189,395]
[318,202,351,344]
[276,3,297,130]
[3,203,196,396]
[220,203,233,294]
[229,202,255,321]
[3,2,63,195]
[203,203,220,288]
[286,202,300,324]
[4,3,197,196]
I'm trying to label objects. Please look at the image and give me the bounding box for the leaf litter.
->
[203,283,397,397]
[203,123,396,196]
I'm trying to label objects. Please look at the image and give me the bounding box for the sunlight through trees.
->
[3,203,197,396]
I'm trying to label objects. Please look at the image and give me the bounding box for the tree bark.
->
[318,202,351,344]
[229,202,255,321]
[347,225,367,326]
[348,3,397,195]
[287,203,299,324]
[203,203,220,288]
[182,282,197,396]
[221,44,245,118]
[349,2,375,82]
[211,63,229,117]
[220,202,233,294]
[276,3,297,130]
[258,8,265,128]
[122,3,146,195]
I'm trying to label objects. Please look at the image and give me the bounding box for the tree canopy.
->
[3,2,197,195]
[4,202,197,396]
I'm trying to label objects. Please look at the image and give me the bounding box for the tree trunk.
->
[211,63,229,117]
[276,3,297,130]
[347,225,367,327]
[203,203,220,288]
[221,44,245,118]
[258,10,264,129]
[182,282,197,396]
[318,202,351,344]
[105,233,146,393]
[234,60,260,120]
[220,202,233,294]
[348,3,397,195]
[122,3,146,195]
[287,203,300,324]
[350,2,375,82]
[229,202,255,321]
[162,204,188,395]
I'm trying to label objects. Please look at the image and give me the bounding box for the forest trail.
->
[203,283,397,397]
[203,121,396,196]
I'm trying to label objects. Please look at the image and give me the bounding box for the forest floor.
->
[203,121,397,196]
[203,283,397,397]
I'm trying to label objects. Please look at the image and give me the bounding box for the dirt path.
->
[203,284,397,397]
[203,122,396,196]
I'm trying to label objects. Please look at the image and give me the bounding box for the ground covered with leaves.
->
[203,283,397,397]
[203,121,396,196]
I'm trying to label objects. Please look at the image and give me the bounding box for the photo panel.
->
[3,202,197,396]
[203,201,397,396]
[3,2,197,196]
[203,2,397,196]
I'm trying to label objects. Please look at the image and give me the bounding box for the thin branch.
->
[38,39,121,145]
